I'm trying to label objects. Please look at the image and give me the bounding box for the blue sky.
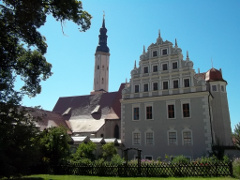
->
[20,0,240,130]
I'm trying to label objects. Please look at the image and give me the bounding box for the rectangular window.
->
[145,156,153,160]
[162,49,168,55]
[169,132,177,144]
[153,82,158,91]
[163,81,168,89]
[133,107,139,120]
[133,133,141,145]
[144,67,148,73]
[221,85,225,92]
[172,62,177,69]
[153,51,157,57]
[162,64,168,70]
[146,132,154,145]
[184,79,190,87]
[168,105,175,118]
[182,103,190,117]
[173,80,179,88]
[135,85,139,93]
[146,106,152,119]
[144,84,148,92]
[212,85,217,91]
[183,131,192,145]
[153,65,158,72]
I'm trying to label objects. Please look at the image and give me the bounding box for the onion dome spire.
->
[96,12,109,53]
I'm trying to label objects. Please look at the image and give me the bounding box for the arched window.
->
[102,78,104,84]
[114,124,119,139]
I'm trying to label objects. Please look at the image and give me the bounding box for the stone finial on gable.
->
[186,51,189,61]
[175,38,178,48]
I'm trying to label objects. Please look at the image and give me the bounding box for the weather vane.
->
[103,11,105,18]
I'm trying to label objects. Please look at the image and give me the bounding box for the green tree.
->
[73,141,96,161]
[102,143,117,161]
[233,122,240,149]
[0,0,91,177]
[39,126,71,166]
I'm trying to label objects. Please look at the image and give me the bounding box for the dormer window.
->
[153,51,157,57]
[162,49,168,55]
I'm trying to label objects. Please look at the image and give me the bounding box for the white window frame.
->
[172,61,178,69]
[144,155,153,160]
[167,130,178,145]
[162,63,168,71]
[166,100,176,119]
[152,64,158,72]
[143,83,149,92]
[143,66,149,74]
[145,130,154,145]
[145,102,154,120]
[181,99,191,118]
[134,84,140,93]
[173,79,179,89]
[162,48,168,55]
[132,104,140,121]
[183,78,190,87]
[132,129,141,145]
[211,84,218,92]
[152,50,158,57]
[182,129,193,146]
[162,80,169,90]
[221,85,225,92]
[152,82,158,91]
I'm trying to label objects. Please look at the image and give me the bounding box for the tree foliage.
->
[102,143,117,161]
[73,141,97,161]
[233,122,240,149]
[38,126,71,166]
[0,0,91,100]
[0,0,91,177]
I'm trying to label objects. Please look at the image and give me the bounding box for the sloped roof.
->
[52,83,125,133]
[25,107,71,133]
[69,119,105,133]
[205,68,226,82]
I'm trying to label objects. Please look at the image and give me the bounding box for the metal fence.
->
[52,162,233,177]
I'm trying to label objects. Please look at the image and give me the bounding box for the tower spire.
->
[92,14,110,95]
[96,13,109,53]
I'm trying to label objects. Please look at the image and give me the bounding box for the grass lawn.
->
[8,174,237,180]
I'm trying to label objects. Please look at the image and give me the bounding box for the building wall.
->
[93,52,110,92]
[121,92,212,159]
[121,33,216,160]
[208,81,233,146]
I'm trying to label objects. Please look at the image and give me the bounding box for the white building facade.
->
[121,32,232,160]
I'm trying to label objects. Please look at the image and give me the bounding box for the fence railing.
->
[52,162,233,177]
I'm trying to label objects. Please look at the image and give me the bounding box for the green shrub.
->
[233,158,240,178]
[171,155,190,164]
[110,154,124,165]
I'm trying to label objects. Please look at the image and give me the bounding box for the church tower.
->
[91,15,110,95]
